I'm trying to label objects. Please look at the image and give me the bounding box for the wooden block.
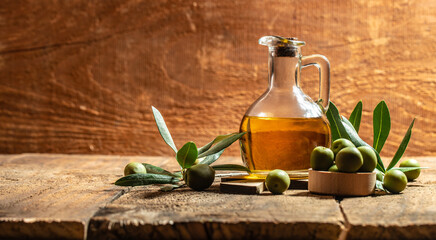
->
[220,175,259,182]
[308,169,376,196]
[221,176,308,190]
[290,179,308,190]
[220,180,265,194]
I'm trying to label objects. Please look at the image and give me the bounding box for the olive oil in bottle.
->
[239,36,332,179]
[239,116,330,177]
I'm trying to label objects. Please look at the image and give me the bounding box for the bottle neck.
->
[268,48,301,91]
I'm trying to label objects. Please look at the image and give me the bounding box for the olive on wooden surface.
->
[399,159,421,181]
[265,169,290,194]
[383,169,407,194]
[124,162,147,176]
[185,164,215,191]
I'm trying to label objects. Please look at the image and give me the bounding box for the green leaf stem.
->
[142,163,182,178]
[151,106,177,153]
[326,102,350,142]
[349,101,363,133]
[390,166,427,173]
[115,173,180,186]
[386,119,416,170]
[160,184,184,192]
[198,133,239,154]
[198,132,246,158]
[199,149,225,165]
[176,142,198,169]
[373,101,391,153]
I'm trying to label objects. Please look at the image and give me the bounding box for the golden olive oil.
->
[239,116,330,177]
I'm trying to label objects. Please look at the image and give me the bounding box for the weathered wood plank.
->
[340,157,436,239]
[0,154,130,239]
[88,157,344,240]
[0,0,435,157]
[88,187,344,240]
[1,154,435,239]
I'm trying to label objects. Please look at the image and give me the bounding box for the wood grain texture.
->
[220,180,265,194]
[0,0,434,157]
[0,154,128,239]
[340,157,436,240]
[88,185,343,240]
[342,185,436,240]
[88,158,344,240]
[0,154,435,239]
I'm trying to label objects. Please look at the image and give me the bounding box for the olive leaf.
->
[390,166,428,173]
[386,119,416,171]
[176,141,198,169]
[341,116,386,173]
[373,101,391,153]
[198,133,239,154]
[375,180,387,192]
[160,183,185,192]
[198,132,246,158]
[349,101,362,133]
[375,168,384,181]
[341,116,362,146]
[326,102,351,142]
[115,173,180,186]
[199,149,225,165]
[211,164,251,172]
[152,106,177,153]
[142,163,182,178]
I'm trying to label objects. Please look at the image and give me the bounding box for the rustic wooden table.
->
[0,154,434,240]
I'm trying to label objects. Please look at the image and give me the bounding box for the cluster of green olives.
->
[310,139,422,194]
[310,138,377,173]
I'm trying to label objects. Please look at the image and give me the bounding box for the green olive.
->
[335,147,363,173]
[331,138,355,155]
[124,162,147,176]
[357,146,377,172]
[265,169,290,194]
[185,164,215,191]
[383,169,407,193]
[310,146,334,171]
[328,164,339,172]
[399,159,421,181]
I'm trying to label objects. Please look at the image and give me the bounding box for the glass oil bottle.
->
[240,36,331,179]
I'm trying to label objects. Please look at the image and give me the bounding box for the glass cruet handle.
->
[301,54,331,111]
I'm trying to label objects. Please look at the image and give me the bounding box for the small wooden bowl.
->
[308,169,376,196]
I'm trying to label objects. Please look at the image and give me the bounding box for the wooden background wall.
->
[0,0,435,158]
